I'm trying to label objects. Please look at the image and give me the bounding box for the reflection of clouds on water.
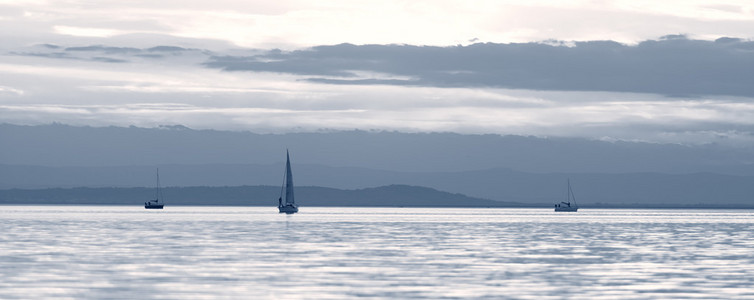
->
[0,207,753,299]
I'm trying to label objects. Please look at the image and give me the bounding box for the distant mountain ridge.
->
[2,123,754,207]
[1,184,751,208]
[0,184,523,207]
[2,164,753,207]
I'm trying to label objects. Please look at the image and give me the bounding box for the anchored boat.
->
[555,179,578,212]
[145,168,164,209]
[278,150,298,214]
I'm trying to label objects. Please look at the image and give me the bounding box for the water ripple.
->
[0,206,752,299]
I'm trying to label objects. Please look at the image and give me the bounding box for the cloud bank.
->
[205,35,754,98]
[4,0,754,49]
[2,36,754,146]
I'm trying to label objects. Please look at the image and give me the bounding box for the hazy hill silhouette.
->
[0,185,522,207]
[2,124,754,207]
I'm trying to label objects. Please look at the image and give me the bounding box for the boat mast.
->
[155,168,161,202]
[568,179,577,207]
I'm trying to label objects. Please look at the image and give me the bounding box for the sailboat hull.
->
[145,168,165,209]
[278,205,298,214]
[555,207,578,212]
[554,179,578,212]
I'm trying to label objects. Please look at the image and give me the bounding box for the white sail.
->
[278,150,298,213]
[285,150,295,205]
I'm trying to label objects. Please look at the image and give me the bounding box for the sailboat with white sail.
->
[555,179,578,212]
[278,150,298,214]
[145,168,164,209]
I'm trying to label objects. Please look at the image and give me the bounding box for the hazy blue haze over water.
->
[1,206,753,299]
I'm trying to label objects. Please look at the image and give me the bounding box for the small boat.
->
[278,150,298,214]
[555,179,578,212]
[145,168,164,209]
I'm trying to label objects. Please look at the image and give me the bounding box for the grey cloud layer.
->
[5,36,754,146]
[12,44,206,63]
[205,36,754,97]
[13,36,754,97]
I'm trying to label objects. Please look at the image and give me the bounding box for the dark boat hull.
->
[278,205,298,214]
[145,204,164,209]
[555,207,578,212]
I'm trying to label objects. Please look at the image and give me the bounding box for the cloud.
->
[3,80,754,147]
[0,86,24,96]
[3,0,754,53]
[8,43,207,65]
[53,26,126,38]
[204,36,754,97]
[3,36,754,146]
[65,45,142,53]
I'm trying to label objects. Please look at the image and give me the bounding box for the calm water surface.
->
[1,206,753,299]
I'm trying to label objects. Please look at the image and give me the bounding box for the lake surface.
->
[1,206,753,299]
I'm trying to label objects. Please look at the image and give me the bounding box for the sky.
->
[2,0,754,146]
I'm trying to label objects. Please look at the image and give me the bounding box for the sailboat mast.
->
[156,168,161,202]
[568,179,577,207]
